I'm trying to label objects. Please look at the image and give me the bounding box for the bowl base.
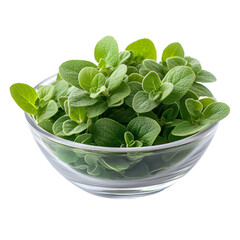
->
[71,180,177,198]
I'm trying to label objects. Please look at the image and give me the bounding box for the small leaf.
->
[127,66,138,75]
[58,96,68,110]
[142,59,164,79]
[92,73,105,88]
[107,64,127,92]
[84,154,99,165]
[10,83,38,115]
[142,71,161,93]
[59,60,96,88]
[159,82,174,101]
[132,91,158,113]
[75,133,93,144]
[62,120,88,136]
[94,36,119,67]
[93,118,127,147]
[126,38,157,62]
[185,98,203,119]
[78,67,99,92]
[52,115,70,136]
[52,80,69,100]
[87,165,102,176]
[38,120,54,134]
[179,90,198,121]
[172,121,206,136]
[38,85,55,106]
[69,89,99,107]
[166,56,187,69]
[68,104,86,123]
[201,102,230,125]
[128,73,143,83]
[162,42,184,62]
[190,82,213,97]
[107,81,130,106]
[196,70,216,83]
[125,82,143,108]
[124,131,135,146]
[36,100,58,122]
[199,98,215,109]
[98,157,130,172]
[56,148,79,163]
[119,51,131,64]
[162,66,196,104]
[124,162,149,178]
[185,56,202,74]
[127,117,161,146]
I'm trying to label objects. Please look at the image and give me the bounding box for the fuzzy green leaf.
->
[162,42,184,62]
[126,38,157,62]
[166,56,187,70]
[128,73,143,83]
[52,115,70,136]
[190,82,213,97]
[78,67,99,92]
[86,100,108,118]
[10,83,38,115]
[94,36,119,67]
[142,71,161,93]
[185,56,202,74]
[125,81,142,108]
[132,91,158,113]
[185,99,203,119]
[127,117,161,146]
[59,60,96,88]
[62,120,88,136]
[142,59,164,79]
[38,85,55,106]
[36,100,58,122]
[196,70,216,83]
[93,118,127,147]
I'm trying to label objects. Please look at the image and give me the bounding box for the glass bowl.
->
[25,74,218,198]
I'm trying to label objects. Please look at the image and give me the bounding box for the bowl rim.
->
[25,74,218,153]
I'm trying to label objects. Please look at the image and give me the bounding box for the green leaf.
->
[124,131,135,146]
[78,67,99,92]
[104,107,136,123]
[199,98,215,109]
[124,162,149,178]
[172,121,206,136]
[128,73,143,83]
[196,70,216,83]
[59,60,97,88]
[55,148,78,163]
[132,91,158,113]
[107,64,127,92]
[93,118,127,147]
[190,82,213,97]
[94,36,119,67]
[69,89,99,107]
[68,104,86,123]
[119,51,131,64]
[185,99,203,119]
[86,100,108,118]
[108,81,130,106]
[166,56,187,70]
[62,120,88,136]
[38,120,54,134]
[36,100,58,122]
[125,81,142,108]
[142,59,164,79]
[84,154,99,165]
[162,66,196,104]
[127,66,138,75]
[10,83,38,115]
[142,71,161,93]
[98,157,130,172]
[126,38,157,62]
[52,80,69,100]
[87,165,102,176]
[75,133,93,144]
[52,115,70,136]
[58,96,68,110]
[185,56,202,74]
[127,117,161,146]
[38,85,55,106]
[92,73,105,88]
[201,102,230,125]
[179,90,198,121]
[162,42,184,62]
[159,82,174,101]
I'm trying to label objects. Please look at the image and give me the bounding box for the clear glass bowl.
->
[25,75,218,198]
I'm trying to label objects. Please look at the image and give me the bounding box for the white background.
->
[1,0,240,239]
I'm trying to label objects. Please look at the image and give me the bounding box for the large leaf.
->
[127,117,161,146]
[126,38,157,62]
[162,66,196,104]
[86,100,108,118]
[132,91,158,113]
[10,83,38,115]
[93,118,127,147]
[69,89,98,107]
[107,64,127,92]
[107,81,130,106]
[94,36,119,67]
[59,60,96,88]
[78,67,99,92]
[172,121,206,136]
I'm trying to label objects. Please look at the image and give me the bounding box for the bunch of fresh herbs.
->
[10,36,230,149]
